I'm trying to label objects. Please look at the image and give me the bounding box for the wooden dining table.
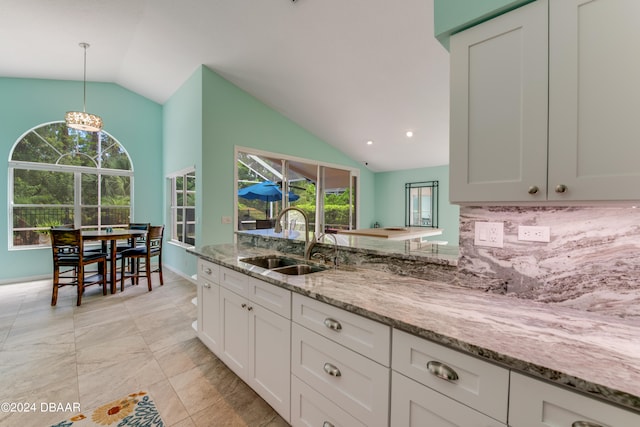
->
[82,229,147,294]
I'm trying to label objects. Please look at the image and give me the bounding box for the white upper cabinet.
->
[450,0,640,203]
[450,0,548,203]
[548,0,640,201]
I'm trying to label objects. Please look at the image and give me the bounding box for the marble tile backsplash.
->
[458,206,640,317]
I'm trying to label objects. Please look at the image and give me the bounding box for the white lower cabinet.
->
[391,371,506,427]
[509,372,640,427]
[248,300,291,419]
[198,260,640,427]
[219,287,250,375]
[204,265,292,423]
[197,259,221,353]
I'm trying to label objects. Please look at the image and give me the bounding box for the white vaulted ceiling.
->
[0,0,450,172]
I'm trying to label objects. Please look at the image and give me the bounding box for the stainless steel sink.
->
[239,255,326,275]
[240,255,300,269]
[270,264,326,275]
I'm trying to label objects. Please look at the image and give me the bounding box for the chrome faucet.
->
[274,207,315,261]
[315,232,339,269]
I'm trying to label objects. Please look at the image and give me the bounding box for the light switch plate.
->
[474,221,504,248]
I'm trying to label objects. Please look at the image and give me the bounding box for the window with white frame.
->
[9,121,133,249]
[169,168,196,247]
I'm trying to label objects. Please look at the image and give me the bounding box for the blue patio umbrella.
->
[238,181,300,202]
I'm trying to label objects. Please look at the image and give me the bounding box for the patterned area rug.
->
[50,391,164,427]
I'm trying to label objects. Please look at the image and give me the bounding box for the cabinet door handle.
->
[572,422,603,427]
[555,184,568,193]
[247,306,253,311]
[203,267,212,275]
[323,317,342,331]
[528,185,539,195]
[241,303,247,308]
[323,422,335,427]
[203,282,211,289]
[426,361,459,381]
[323,362,342,377]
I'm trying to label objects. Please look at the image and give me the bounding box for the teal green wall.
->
[434,0,533,48]
[199,66,375,248]
[162,67,203,276]
[0,77,162,283]
[374,165,459,246]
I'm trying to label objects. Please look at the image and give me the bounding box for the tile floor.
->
[0,270,288,427]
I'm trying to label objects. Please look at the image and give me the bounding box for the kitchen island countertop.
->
[188,243,640,414]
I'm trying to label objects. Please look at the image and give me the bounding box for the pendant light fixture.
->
[65,42,103,132]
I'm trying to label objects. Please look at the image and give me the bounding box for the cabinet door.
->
[391,372,506,427]
[248,303,291,423]
[548,0,640,201]
[219,287,249,378]
[509,372,640,427]
[449,0,548,203]
[199,277,221,354]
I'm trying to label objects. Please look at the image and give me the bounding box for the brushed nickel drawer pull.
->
[241,303,247,308]
[247,306,253,311]
[572,422,603,427]
[426,361,459,381]
[203,282,211,289]
[203,267,212,275]
[323,422,335,427]
[555,184,568,193]
[323,362,342,377]
[323,318,342,331]
[528,185,539,195]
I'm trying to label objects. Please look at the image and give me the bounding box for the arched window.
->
[9,121,134,248]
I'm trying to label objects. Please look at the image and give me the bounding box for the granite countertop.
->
[188,243,640,414]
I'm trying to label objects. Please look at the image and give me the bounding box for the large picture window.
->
[9,122,133,248]
[168,168,196,247]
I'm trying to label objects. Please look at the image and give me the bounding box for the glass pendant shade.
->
[65,42,103,132]
[65,111,103,132]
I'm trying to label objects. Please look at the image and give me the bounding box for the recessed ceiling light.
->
[366,140,373,145]
[406,131,414,138]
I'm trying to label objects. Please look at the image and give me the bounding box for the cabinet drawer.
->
[391,371,506,427]
[248,277,291,319]
[291,323,389,427]
[198,259,219,283]
[291,375,366,427]
[219,266,249,297]
[292,293,391,366]
[392,329,509,423]
[509,372,640,427]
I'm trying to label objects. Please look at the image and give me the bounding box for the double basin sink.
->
[239,255,327,275]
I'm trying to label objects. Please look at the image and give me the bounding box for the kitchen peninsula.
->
[189,233,640,425]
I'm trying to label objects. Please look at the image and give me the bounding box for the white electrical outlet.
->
[474,221,504,248]
[518,225,550,242]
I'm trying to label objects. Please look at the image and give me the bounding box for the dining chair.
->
[50,228,108,306]
[116,223,150,252]
[120,225,164,291]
